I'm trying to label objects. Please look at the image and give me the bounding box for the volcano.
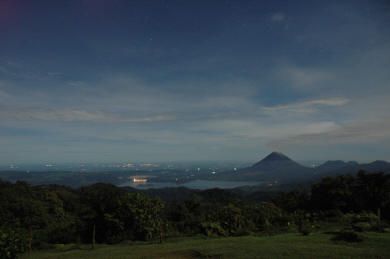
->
[216,152,313,183]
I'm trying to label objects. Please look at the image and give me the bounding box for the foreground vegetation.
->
[1,170,389,258]
[24,232,390,259]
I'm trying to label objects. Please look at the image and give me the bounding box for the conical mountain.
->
[252,152,296,168]
[235,152,313,183]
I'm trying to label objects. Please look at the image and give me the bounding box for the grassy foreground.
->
[23,232,390,259]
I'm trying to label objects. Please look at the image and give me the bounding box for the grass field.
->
[23,232,390,259]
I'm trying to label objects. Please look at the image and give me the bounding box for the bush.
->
[332,230,364,243]
[46,221,78,244]
[200,222,226,237]
[0,229,26,259]
[352,222,372,232]
[371,222,389,233]
[343,212,380,232]
[295,213,312,236]
[298,223,311,236]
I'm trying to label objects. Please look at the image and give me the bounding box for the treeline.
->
[275,171,390,217]
[0,171,389,258]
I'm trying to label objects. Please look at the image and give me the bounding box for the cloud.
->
[271,12,286,23]
[268,119,390,148]
[0,72,262,124]
[262,97,349,113]
[0,107,176,123]
[0,88,11,100]
[281,65,333,89]
[0,60,66,82]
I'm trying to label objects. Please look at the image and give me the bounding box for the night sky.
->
[1,0,389,163]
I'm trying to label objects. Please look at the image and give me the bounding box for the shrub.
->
[0,229,26,259]
[200,222,226,237]
[298,223,311,236]
[295,213,312,236]
[352,222,372,232]
[332,230,364,243]
[343,212,380,232]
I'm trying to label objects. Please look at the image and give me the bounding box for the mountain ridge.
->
[210,152,390,183]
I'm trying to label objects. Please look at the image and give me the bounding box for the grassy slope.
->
[24,232,390,259]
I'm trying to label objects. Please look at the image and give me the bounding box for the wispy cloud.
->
[280,65,333,89]
[0,60,64,81]
[269,119,390,148]
[0,107,176,123]
[263,97,349,113]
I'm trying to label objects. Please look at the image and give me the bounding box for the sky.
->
[0,0,390,164]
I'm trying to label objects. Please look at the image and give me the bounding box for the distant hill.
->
[360,160,390,172]
[314,160,359,174]
[313,159,390,179]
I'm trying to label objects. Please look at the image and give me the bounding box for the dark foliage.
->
[0,170,389,257]
[274,171,390,219]
[331,230,364,242]
[0,228,26,259]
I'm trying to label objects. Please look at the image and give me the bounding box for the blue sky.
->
[0,0,389,163]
